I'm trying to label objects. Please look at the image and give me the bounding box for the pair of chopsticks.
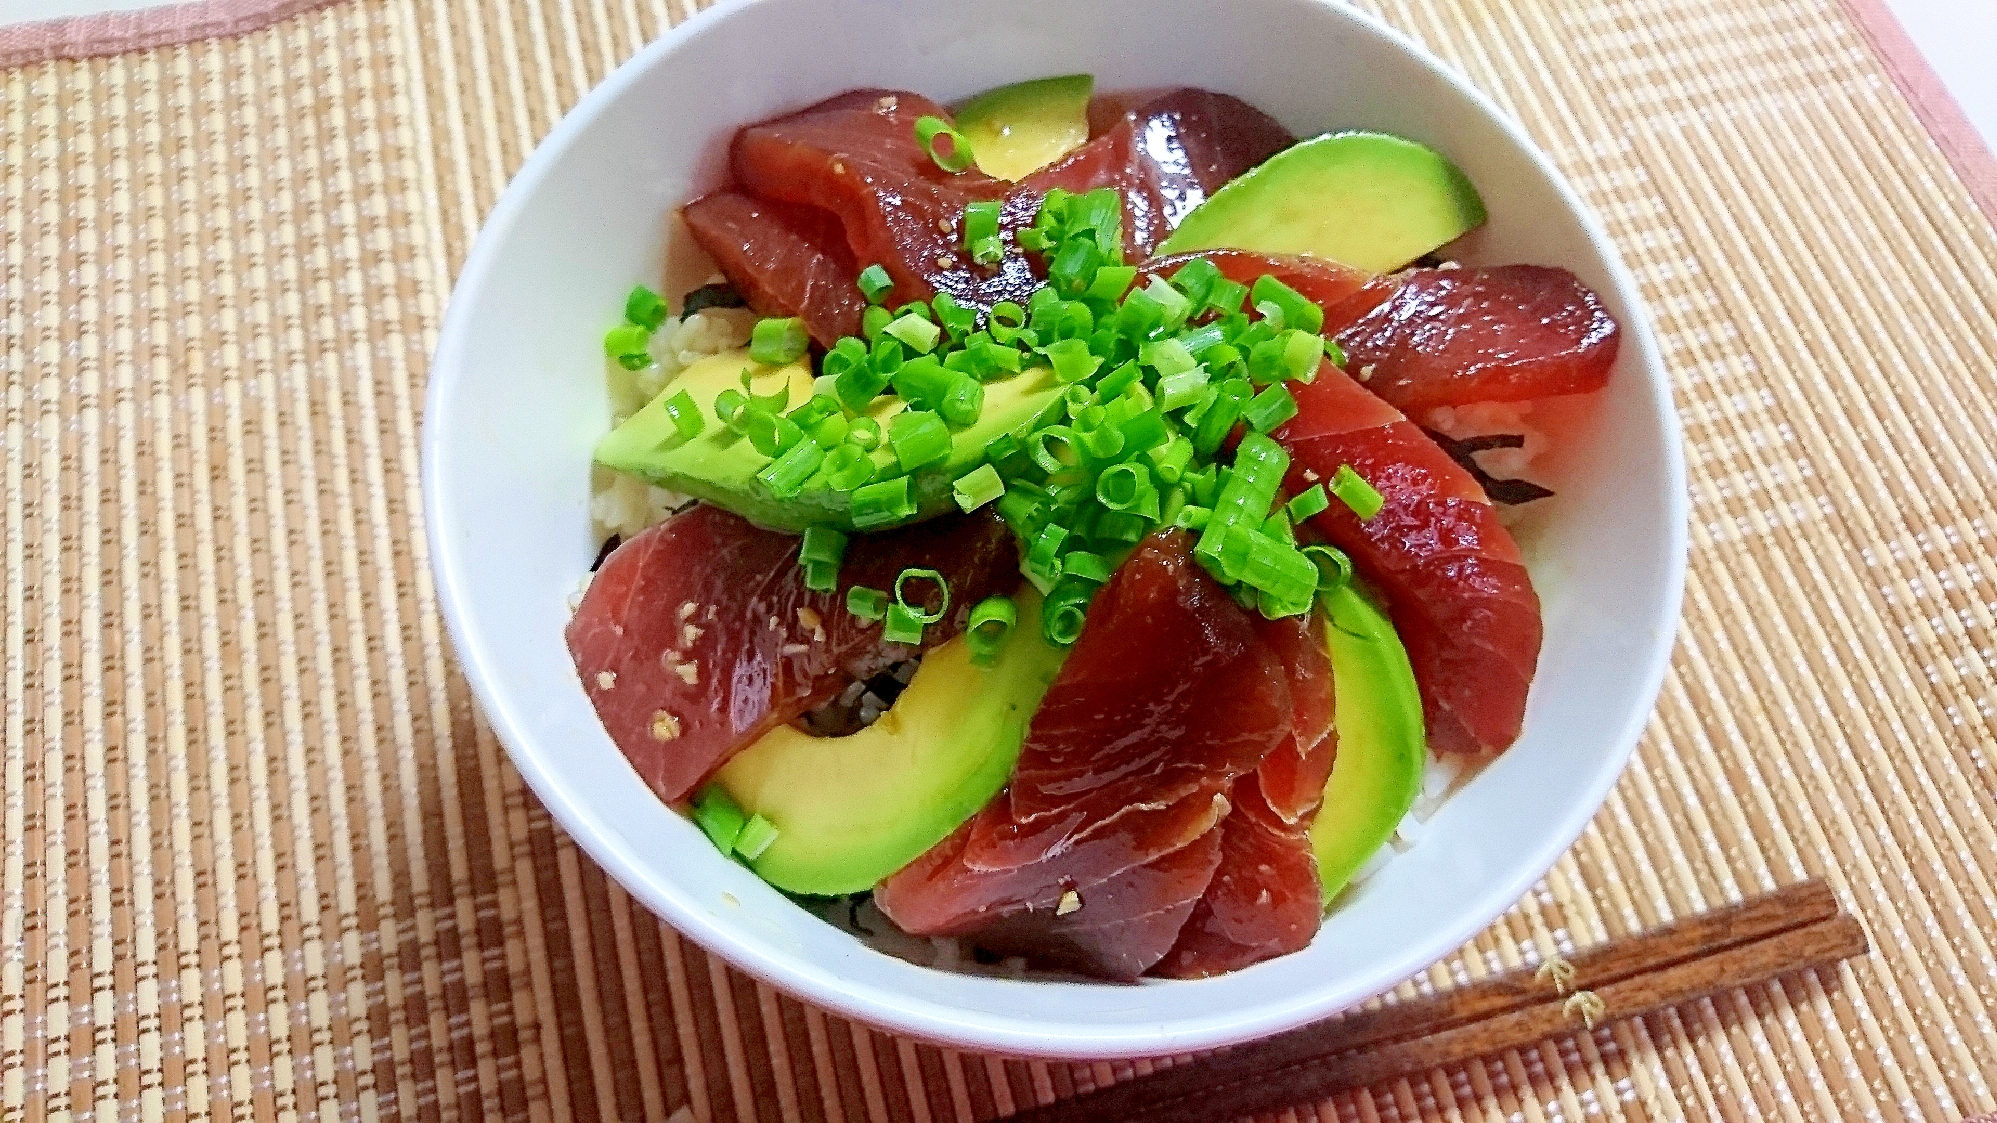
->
[1009,880,1865,1122]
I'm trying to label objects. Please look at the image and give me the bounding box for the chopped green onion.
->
[1157,366,1210,412]
[846,585,889,621]
[750,317,810,365]
[1096,463,1151,510]
[890,355,954,411]
[1323,337,1347,368]
[1048,237,1100,296]
[862,305,893,340]
[715,388,749,428]
[800,525,847,567]
[662,389,704,441]
[895,567,950,625]
[821,444,874,491]
[846,416,881,450]
[1061,550,1112,584]
[1173,503,1212,529]
[1250,274,1325,334]
[692,783,748,852]
[810,413,850,449]
[1168,257,1222,310]
[1044,338,1102,384]
[744,411,804,457]
[851,475,915,529]
[1330,464,1385,520]
[1226,525,1320,604]
[733,814,779,860]
[952,463,1005,512]
[1117,408,1170,458]
[604,322,650,362]
[885,312,942,354]
[787,395,839,430]
[1192,379,1253,458]
[1029,426,1079,476]
[1042,581,1091,646]
[1025,523,1068,583]
[966,595,1017,666]
[756,437,824,498]
[988,301,1027,344]
[1142,275,1192,326]
[1093,510,1149,543]
[1148,435,1195,483]
[625,285,668,332]
[1286,484,1331,522]
[1253,299,1286,332]
[1282,330,1325,382]
[1243,383,1298,433]
[1086,265,1138,303]
[882,603,927,644]
[1302,544,1353,590]
[938,376,984,427]
[971,235,1005,265]
[914,115,975,174]
[857,264,894,304]
[894,300,935,322]
[963,200,1000,249]
[888,409,951,472]
[1204,277,1248,316]
[932,292,978,342]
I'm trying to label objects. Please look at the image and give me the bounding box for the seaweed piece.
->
[590,533,621,572]
[681,282,746,316]
[1422,429,1556,505]
[847,893,876,936]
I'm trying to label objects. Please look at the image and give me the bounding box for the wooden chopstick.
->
[1006,879,1864,1123]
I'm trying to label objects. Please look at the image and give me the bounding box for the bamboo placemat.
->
[4,0,1994,1119]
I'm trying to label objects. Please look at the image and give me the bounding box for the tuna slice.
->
[681,192,866,347]
[567,504,1020,803]
[1272,362,1542,756]
[1152,774,1322,978]
[728,89,1040,313]
[1021,90,1294,257]
[876,530,1292,980]
[1333,265,1620,412]
[1155,615,1335,979]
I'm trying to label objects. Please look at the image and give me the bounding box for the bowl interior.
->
[424,0,1684,1058]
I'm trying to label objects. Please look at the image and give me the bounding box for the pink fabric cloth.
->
[0,0,340,68]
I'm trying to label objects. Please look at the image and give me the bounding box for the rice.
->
[590,305,757,542]
[1423,400,1550,481]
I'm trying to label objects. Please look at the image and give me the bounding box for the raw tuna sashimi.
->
[567,505,1020,803]
[1021,90,1293,257]
[1272,363,1541,756]
[681,192,865,347]
[1152,775,1321,978]
[1333,265,1620,411]
[876,531,1292,979]
[728,89,1041,313]
[1250,614,1338,826]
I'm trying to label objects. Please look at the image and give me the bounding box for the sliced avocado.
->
[953,74,1093,182]
[1309,582,1427,902]
[595,348,1064,533]
[1158,131,1487,274]
[715,591,1067,895]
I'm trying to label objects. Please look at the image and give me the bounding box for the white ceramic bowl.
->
[424,0,1685,1059]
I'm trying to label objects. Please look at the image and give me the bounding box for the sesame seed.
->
[1357,364,1376,382]
[935,255,956,270]
[876,94,898,113]
[1438,259,1461,270]
[678,601,697,620]
[1303,468,1321,482]
[682,623,703,647]
[650,711,681,741]
[768,615,781,631]
[675,662,699,686]
[797,608,825,641]
[661,648,681,667]
[1055,890,1082,916]
[596,671,616,690]
[830,159,846,175]
[781,643,810,656]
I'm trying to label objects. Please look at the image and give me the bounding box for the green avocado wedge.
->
[953,74,1093,182]
[714,591,1067,896]
[594,348,1064,533]
[1309,582,1428,903]
[1158,131,1487,274]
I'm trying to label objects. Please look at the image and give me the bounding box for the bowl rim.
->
[422,0,1688,1058]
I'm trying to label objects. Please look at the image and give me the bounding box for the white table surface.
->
[3,0,1991,156]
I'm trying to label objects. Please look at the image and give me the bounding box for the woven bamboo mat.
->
[4,0,1994,1118]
